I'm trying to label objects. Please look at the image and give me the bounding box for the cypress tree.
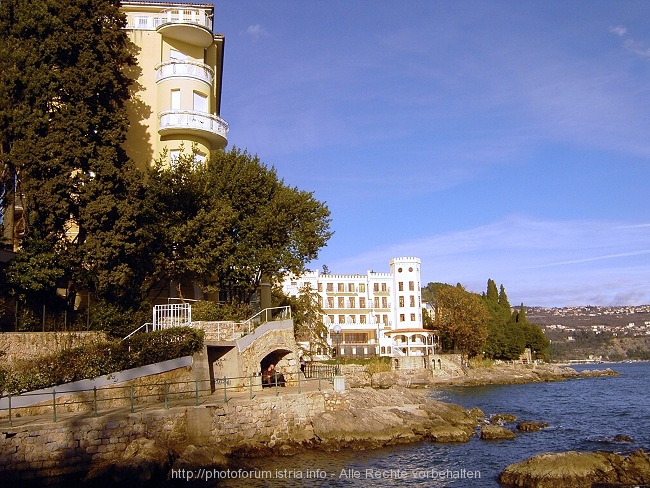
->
[0,0,150,323]
[486,278,498,303]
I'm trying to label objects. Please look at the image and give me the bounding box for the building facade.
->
[121,1,228,170]
[282,257,437,359]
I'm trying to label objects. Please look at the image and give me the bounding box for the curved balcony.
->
[155,60,214,86]
[155,9,213,48]
[158,110,228,149]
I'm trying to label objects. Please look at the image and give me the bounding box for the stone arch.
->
[259,348,293,373]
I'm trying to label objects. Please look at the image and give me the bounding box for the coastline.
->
[0,362,624,486]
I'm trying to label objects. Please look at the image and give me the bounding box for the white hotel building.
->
[282,257,437,359]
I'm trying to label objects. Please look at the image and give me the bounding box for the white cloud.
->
[324,217,650,307]
[609,25,627,36]
[243,24,269,39]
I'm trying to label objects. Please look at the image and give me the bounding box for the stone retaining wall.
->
[0,332,107,366]
[0,364,196,419]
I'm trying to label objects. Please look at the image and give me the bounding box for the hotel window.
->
[193,151,207,165]
[171,89,181,109]
[374,283,379,292]
[411,313,416,321]
[360,315,366,324]
[399,296,404,307]
[318,296,323,307]
[135,15,150,28]
[359,283,366,292]
[400,314,405,322]
[327,297,334,308]
[398,282,404,291]
[382,297,387,308]
[338,297,345,308]
[381,283,387,292]
[374,297,380,308]
[326,283,333,292]
[349,297,355,308]
[345,333,368,343]
[169,149,180,166]
[410,296,415,307]
[375,314,380,323]
[328,315,334,323]
[193,91,208,112]
[317,282,322,292]
[338,283,345,292]
[170,48,186,60]
[338,315,345,323]
[350,315,356,323]
[359,297,366,308]
[409,281,415,291]
[348,283,355,292]
[383,314,388,324]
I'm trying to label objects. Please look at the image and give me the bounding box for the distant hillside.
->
[527,305,650,329]
[525,305,650,361]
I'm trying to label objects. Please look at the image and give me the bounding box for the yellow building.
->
[121,1,228,169]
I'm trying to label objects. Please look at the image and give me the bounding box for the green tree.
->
[0,0,150,324]
[291,283,328,357]
[432,283,489,364]
[146,147,332,305]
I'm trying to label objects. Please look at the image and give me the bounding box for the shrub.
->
[2,327,204,394]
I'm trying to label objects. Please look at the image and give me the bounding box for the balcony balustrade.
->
[127,9,213,47]
[156,60,214,86]
[158,110,228,148]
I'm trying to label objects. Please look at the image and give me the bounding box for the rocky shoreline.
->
[4,363,640,487]
[83,365,631,486]
[352,362,620,389]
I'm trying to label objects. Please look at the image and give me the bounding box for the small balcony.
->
[155,60,214,86]
[158,110,228,149]
[155,9,213,48]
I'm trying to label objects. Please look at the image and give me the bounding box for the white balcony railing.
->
[159,110,228,145]
[157,9,211,30]
[156,60,214,85]
[127,10,211,31]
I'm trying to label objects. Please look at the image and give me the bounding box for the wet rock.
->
[480,425,516,440]
[169,444,228,474]
[84,438,175,486]
[311,387,480,449]
[517,421,549,432]
[491,413,517,424]
[614,434,633,443]
[499,449,650,488]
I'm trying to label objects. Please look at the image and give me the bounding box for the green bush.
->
[1,327,204,394]
[191,300,252,321]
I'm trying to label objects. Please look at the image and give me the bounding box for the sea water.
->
[216,362,650,487]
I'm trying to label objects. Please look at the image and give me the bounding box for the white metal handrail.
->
[159,110,229,137]
[155,60,214,85]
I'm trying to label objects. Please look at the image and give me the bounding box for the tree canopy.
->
[146,147,332,305]
[0,0,152,329]
[482,280,550,360]
[426,282,489,363]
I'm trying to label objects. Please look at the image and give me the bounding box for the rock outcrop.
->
[361,364,620,390]
[84,438,176,486]
[517,421,549,432]
[499,449,650,488]
[311,387,482,449]
[480,425,516,440]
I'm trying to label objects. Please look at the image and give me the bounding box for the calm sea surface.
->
[215,362,650,487]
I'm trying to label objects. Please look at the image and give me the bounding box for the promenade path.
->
[0,375,335,430]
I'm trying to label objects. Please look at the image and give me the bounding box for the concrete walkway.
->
[0,375,334,430]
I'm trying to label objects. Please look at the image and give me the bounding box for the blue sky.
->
[213,1,650,307]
